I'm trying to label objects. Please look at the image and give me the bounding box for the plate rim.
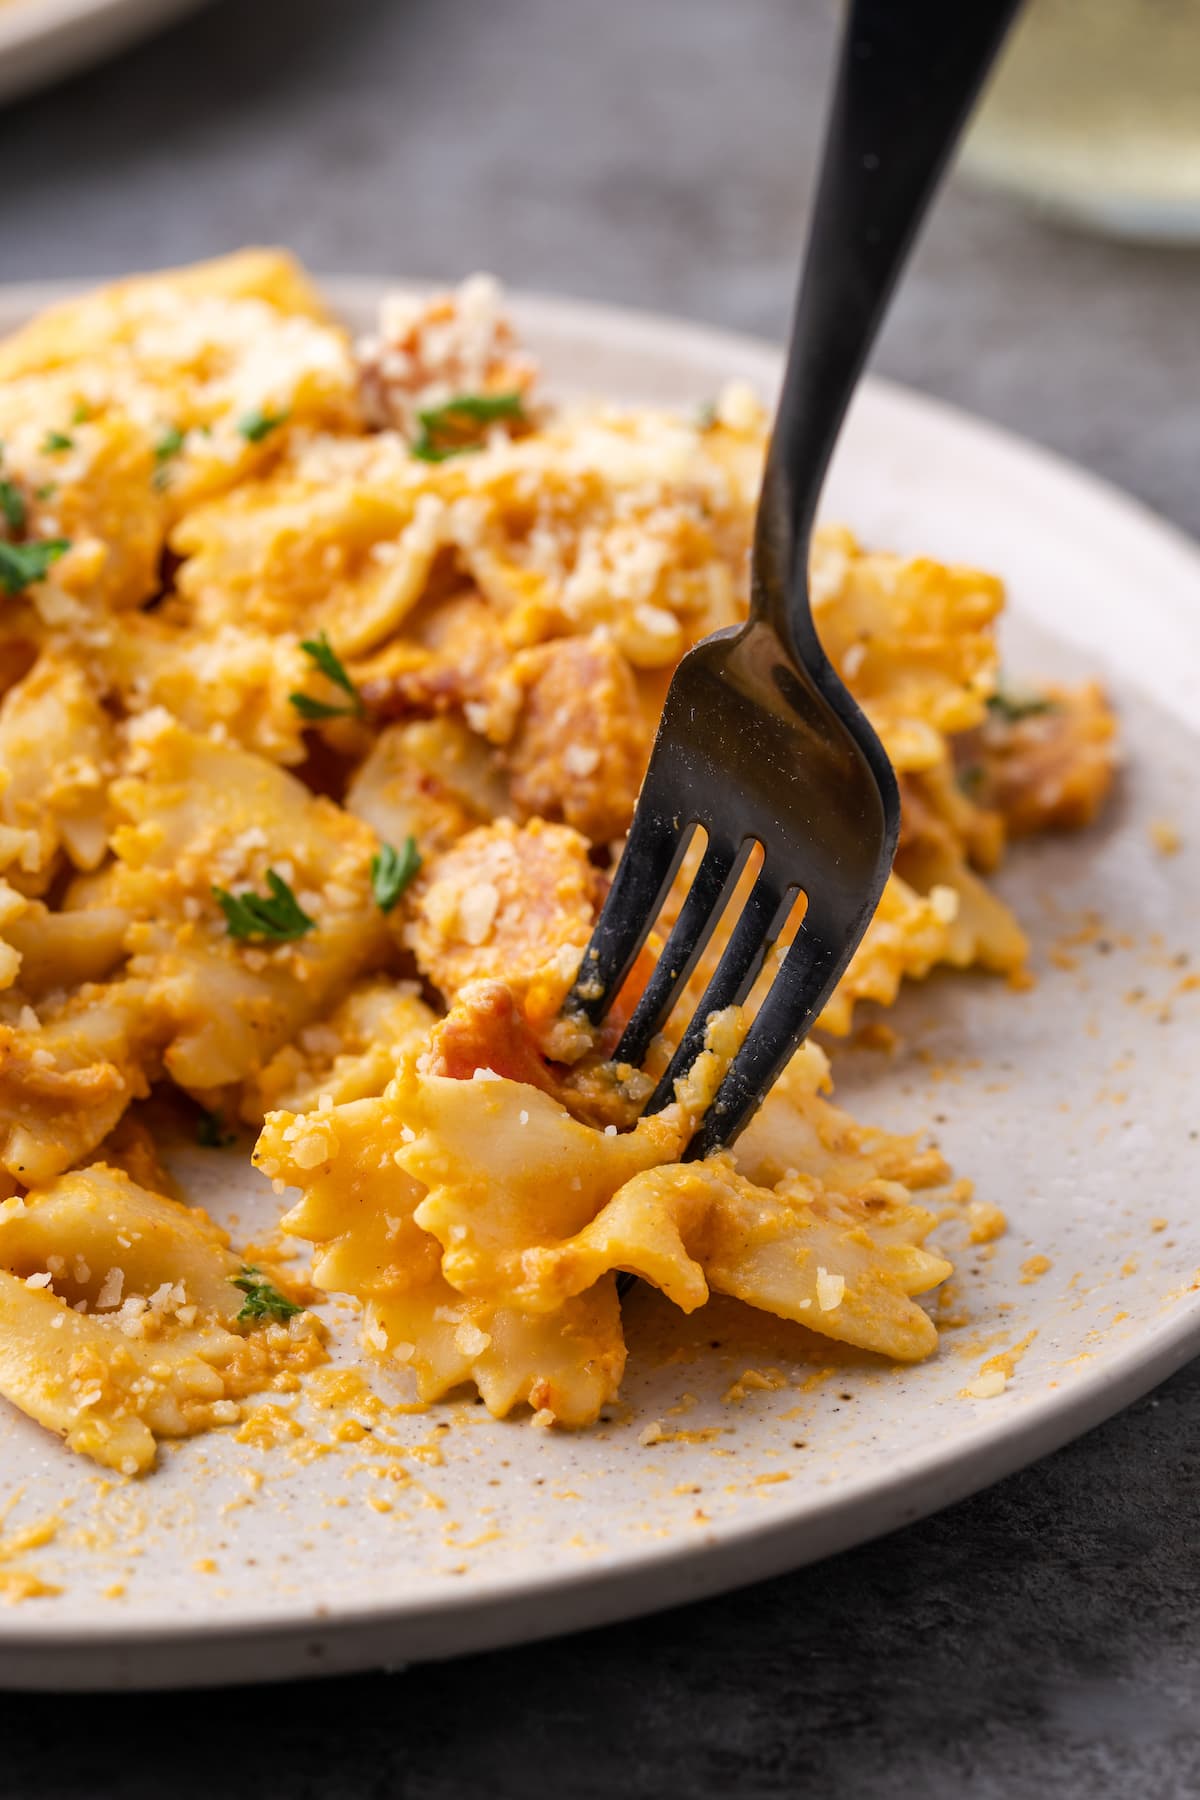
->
[0,273,1198,1688]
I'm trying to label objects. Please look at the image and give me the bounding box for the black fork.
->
[565,0,1020,1158]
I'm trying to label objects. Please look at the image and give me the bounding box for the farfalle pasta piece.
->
[261,1015,950,1416]
[0,652,116,894]
[246,980,436,1120]
[448,416,752,665]
[346,718,511,858]
[0,249,360,522]
[731,1039,951,1195]
[259,1093,625,1425]
[0,398,164,616]
[0,1164,243,1314]
[393,1069,687,1306]
[171,470,449,648]
[369,1278,626,1427]
[524,1162,951,1362]
[1,893,131,999]
[0,1271,228,1475]
[0,248,335,383]
[0,1163,322,1473]
[386,1031,949,1359]
[894,836,1029,976]
[657,854,1009,1044]
[651,811,1018,1046]
[100,615,315,767]
[0,980,154,1185]
[107,714,391,1094]
[815,874,963,1036]
[0,882,29,992]
[810,524,1003,771]
[261,1097,437,1305]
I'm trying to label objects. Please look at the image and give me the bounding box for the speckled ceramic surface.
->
[0,280,1198,1692]
[0,0,203,105]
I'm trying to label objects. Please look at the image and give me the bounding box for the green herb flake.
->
[155,424,186,463]
[0,537,70,596]
[371,837,422,913]
[71,403,92,425]
[987,685,1059,724]
[238,407,290,444]
[289,630,364,720]
[213,869,316,943]
[411,391,526,463]
[231,1266,303,1325]
[196,1108,236,1148]
[34,483,57,502]
[41,430,75,455]
[0,480,26,535]
[151,426,187,493]
[288,692,353,721]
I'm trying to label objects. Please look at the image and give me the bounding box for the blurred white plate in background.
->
[0,0,204,104]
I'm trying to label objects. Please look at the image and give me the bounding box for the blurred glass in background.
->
[961,0,1200,241]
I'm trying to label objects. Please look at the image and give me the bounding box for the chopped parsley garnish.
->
[196,1108,236,1148]
[231,1267,303,1324]
[152,424,186,491]
[0,537,70,595]
[288,630,364,721]
[371,837,421,912]
[41,430,74,454]
[238,406,290,444]
[288,692,350,722]
[34,483,57,502]
[213,869,316,943]
[288,691,352,721]
[155,424,185,462]
[987,685,1058,724]
[411,391,526,462]
[0,480,26,534]
[71,402,92,425]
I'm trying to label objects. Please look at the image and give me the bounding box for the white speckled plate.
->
[1,279,1199,1691]
[0,0,204,105]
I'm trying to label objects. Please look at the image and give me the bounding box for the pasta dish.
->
[0,252,1116,1477]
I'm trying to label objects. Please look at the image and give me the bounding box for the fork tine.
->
[566,807,692,1025]
[683,912,848,1159]
[641,865,795,1114]
[613,834,751,1066]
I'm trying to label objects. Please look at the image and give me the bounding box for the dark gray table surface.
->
[3,1,1200,1792]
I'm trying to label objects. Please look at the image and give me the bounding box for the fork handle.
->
[756,0,1020,659]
